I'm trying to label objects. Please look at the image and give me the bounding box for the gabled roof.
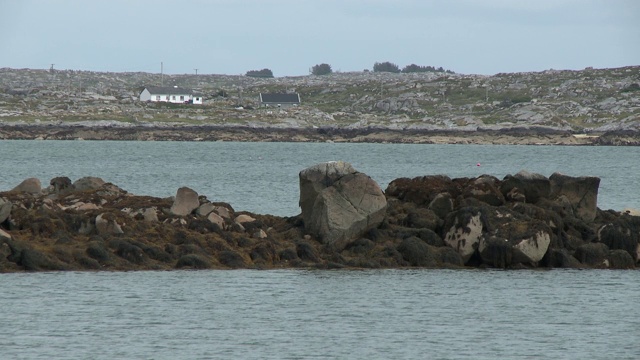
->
[259,93,300,104]
[143,86,193,95]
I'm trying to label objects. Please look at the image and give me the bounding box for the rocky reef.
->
[1,163,638,272]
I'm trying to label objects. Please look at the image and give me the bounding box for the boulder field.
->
[1,162,638,272]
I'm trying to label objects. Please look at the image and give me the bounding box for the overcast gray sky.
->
[1,0,638,76]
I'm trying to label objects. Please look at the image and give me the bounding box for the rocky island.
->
[1,162,638,272]
[1,66,639,145]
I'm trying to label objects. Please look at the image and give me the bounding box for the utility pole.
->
[50,64,55,73]
[194,68,198,75]
[161,62,164,86]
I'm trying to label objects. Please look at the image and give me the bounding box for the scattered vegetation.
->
[373,62,401,73]
[402,64,454,74]
[245,69,274,78]
[310,63,332,76]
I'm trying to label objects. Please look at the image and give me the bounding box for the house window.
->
[172,96,176,100]
[180,95,184,101]
[156,95,160,101]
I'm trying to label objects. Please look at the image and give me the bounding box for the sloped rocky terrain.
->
[1,66,639,144]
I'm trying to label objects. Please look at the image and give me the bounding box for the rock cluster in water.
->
[1,162,638,272]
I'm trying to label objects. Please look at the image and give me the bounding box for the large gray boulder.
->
[73,176,106,191]
[11,178,42,194]
[170,187,200,216]
[500,170,550,204]
[549,172,600,222]
[299,162,387,251]
[299,161,356,225]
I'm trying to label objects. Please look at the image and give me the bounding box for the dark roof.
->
[259,93,300,104]
[143,86,193,95]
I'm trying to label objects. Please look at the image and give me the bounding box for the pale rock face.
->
[253,229,268,239]
[0,198,12,223]
[207,212,225,229]
[214,206,232,219]
[75,202,100,211]
[301,163,387,250]
[443,214,483,263]
[73,177,106,191]
[196,203,215,217]
[0,228,11,241]
[141,207,159,222]
[235,214,256,224]
[299,161,357,226]
[512,231,551,263]
[550,173,600,223]
[170,187,199,216]
[11,178,42,194]
[95,213,124,235]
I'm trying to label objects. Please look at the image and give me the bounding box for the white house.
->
[139,86,203,104]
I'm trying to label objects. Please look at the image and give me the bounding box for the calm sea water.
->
[1,269,638,360]
[1,141,639,359]
[1,140,639,216]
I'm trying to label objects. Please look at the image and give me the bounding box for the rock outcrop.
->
[0,168,638,272]
[299,162,387,250]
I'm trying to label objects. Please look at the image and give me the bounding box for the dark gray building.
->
[259,93,301,108]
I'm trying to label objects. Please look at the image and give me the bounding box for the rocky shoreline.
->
[1,162,638,272]
[2,123,640,145]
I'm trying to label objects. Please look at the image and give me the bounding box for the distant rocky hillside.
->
[1,66,639,133]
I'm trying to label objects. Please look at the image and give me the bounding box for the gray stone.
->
[169,187,199,216]
[196,203,215,216]
[0,198,12,224]
[207,212,225,229]
[73,177,106,191]
[299,161,356,226]
[11,178,41,194]
[95,213,124,235]
[301,163,387,251]
[550,172,600,223]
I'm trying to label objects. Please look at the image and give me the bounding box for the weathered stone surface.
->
[207,212,225,229]
[0,198,12,223]
[597,218,640,262]
[386,175,456,206]
[235,214,256,224]
[397,237,436,267]
[49,176,72,193]
[500,171,550,204]
[196,203,215,216]
[574,242,609,267]
[543,248,582,268]
[95,213,124,235]
[442,207,484,263]
[73,177,106,191]
[428,192,454,219]
[550,172,600,223]
[299,161,356,225]
[214,206,232,219]
[465,175,505,206]
[170,187,199,216]
[11,178,42,194]
[302,166,387,250]
[607,249,635,269]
